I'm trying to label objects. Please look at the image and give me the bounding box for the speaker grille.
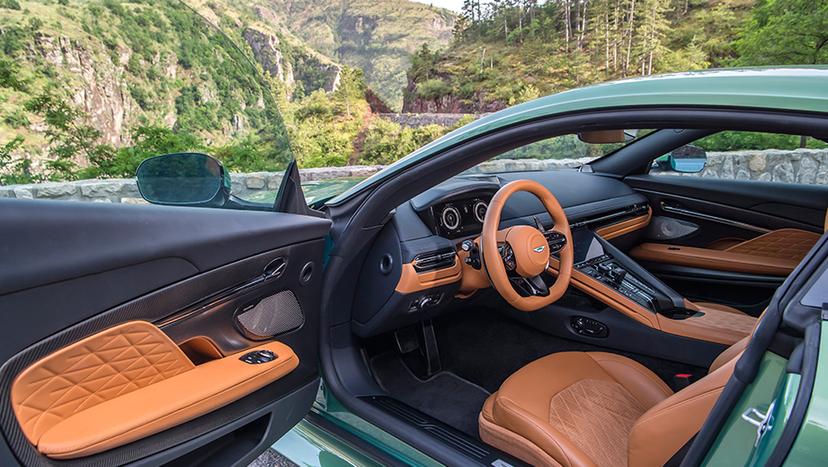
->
[236,290,304,338]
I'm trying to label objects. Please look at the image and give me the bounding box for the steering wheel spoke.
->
[510,274,550,297]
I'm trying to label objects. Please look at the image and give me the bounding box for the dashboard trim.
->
[595,208,653,240]
[395,261,463,294]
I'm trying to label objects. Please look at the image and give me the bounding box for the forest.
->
[406,0,827,110]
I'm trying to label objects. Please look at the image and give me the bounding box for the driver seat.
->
[479,338,748,467]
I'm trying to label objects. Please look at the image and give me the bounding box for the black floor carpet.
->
[370,352,490,438]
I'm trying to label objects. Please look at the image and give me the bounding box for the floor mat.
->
[370,353,490,438]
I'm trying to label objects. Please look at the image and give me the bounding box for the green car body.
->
[274,67,828,466]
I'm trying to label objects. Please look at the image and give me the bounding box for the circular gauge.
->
[473,200,488,223]
[441,205,461,230]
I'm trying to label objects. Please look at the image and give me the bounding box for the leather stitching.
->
[12,322,192,444]
[47,353,298,456]
[497,396,575,466]
[589,353,673,405]
[547,379,643,467]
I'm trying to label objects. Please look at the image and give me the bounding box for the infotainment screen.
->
[570,227,605,264]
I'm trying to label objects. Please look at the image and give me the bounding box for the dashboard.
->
[352,169,654,337]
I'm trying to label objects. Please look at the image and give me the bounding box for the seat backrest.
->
[627,349,740,466]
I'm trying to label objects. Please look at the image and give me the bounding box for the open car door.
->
[0,161,330,465]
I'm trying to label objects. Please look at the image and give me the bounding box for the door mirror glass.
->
[136,153,229,206]
[667,145,707,173]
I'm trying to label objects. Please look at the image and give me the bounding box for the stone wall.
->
[378,113,479,128]
[1,149,825,203]
[0,165,385,204]
[678,148,828,184]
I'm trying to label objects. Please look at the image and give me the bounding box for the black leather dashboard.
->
[352,169,651,337]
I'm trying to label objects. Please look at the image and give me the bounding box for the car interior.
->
[1,108,827,466]
[322,123,828,466]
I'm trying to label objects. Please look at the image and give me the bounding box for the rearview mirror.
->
[136,153,230,206]
[577,130,628,144]
[668,145,707,173]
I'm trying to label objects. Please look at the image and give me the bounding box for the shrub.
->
[416,78,451,100]
[0,0,21,11]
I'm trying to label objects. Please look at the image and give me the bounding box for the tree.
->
[24,90,114,180]
[736,0,828,65]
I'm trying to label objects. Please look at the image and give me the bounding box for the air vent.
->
[413,248,457,272]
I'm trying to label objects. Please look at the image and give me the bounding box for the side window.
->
[650,131,828,185]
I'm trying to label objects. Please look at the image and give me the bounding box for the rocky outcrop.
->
[365,89,393,113]
[243,28,295,87]
[32,33,134,146]
[402,87,506,113]
[243,26,341,95]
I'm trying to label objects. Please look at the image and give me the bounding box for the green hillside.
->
[262,0,455,110]
[404,0,827,112]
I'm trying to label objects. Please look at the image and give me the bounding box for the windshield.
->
[464,130,652,175]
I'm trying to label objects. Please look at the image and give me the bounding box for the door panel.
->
[623,175,827,313]
[0,199,331,465]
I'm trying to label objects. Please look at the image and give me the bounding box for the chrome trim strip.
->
[660,203,771,234]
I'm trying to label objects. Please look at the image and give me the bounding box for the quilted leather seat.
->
[479,339,747,467]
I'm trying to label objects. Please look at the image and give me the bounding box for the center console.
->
[569,228,692,318]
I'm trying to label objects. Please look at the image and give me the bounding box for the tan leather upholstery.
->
[12,321,299,459]
[12,321,194,446]
[595,209,652,240]
[480,344,744,466]
[395,259,462,293]
[726,228,819,261]
[628,357,736,466]
[630,242,800,276]
[631,228,819,277]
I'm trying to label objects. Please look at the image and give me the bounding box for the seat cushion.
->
[479,352,672,467]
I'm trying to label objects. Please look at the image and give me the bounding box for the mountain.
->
[403,0,756,113]
[1,0,334,152]
[0,0,457,182]
[258,0,455,110]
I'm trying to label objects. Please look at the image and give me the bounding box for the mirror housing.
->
[668,145,707,173]
[136,153,230,207]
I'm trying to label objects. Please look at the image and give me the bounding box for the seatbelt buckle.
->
[673,373,693,390]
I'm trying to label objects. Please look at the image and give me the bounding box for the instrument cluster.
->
[432,196,491,239]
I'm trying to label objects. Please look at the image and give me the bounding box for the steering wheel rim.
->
[481,180,573,312]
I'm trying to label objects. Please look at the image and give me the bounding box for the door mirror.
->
[136,153,230,206]
[666,145,707,173]
[652,145,707,173]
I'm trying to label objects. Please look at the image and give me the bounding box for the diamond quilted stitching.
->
[12,322,193,443]
[728,229,819,261]
[548,379,644,467]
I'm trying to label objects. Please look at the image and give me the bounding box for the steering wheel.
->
[481,180,573,312]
